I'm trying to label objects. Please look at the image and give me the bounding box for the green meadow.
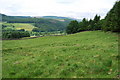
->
[3,23,35,31]
[2,31,118,78]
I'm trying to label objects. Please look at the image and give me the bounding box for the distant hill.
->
[1,13,31,22]
[41,16,81,22]
[42,16,73,19]
[1,14,73,32]
[33,16,81,21]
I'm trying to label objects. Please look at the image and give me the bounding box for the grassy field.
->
[3,23,35,31]
[2,31,118,78]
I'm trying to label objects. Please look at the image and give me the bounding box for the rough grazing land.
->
[2,31,118,78]
[3,23,35,31]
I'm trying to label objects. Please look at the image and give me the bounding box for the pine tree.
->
[78,18,89,31]
[104,0,120,32]
[66,20,79,34]
[93,14,101,30]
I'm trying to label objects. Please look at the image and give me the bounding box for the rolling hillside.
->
[3,31,118,78]
[1,14,73,32]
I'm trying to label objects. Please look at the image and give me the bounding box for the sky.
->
[0,0,116,19]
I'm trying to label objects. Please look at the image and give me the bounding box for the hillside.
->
[1,14,73,32]
[3,31,118,78]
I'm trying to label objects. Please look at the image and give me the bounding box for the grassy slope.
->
[3,23,35,31]
[2,31,118,78]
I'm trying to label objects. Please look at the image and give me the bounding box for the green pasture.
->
[2,31,118,78]
[3,23,35,31]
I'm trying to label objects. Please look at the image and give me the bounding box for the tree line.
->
[66,1,120,34]
[2,30,30,39]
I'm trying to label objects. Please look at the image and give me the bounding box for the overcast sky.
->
[0,0,116,19]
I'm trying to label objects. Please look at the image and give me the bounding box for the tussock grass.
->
[2,31,118,78]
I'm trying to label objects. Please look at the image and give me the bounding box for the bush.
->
[32,28,41,32]
[2,30,30,39]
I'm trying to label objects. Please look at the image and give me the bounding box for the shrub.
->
[2,30,30,39]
